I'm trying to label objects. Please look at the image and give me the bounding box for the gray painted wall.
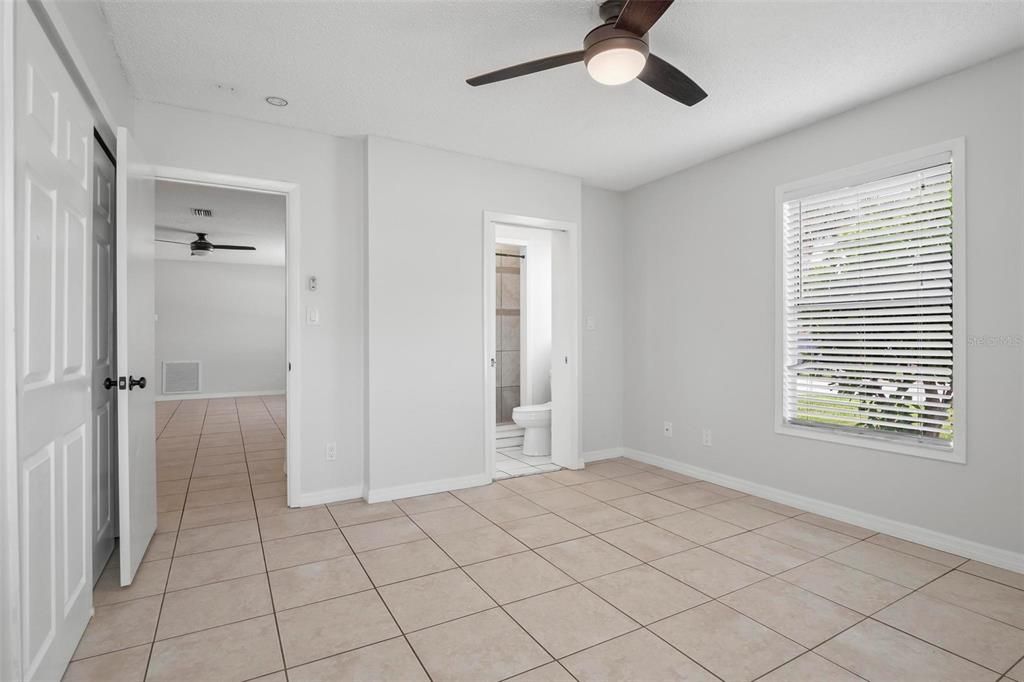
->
[622,51,1024,553]
[155,260,286,397]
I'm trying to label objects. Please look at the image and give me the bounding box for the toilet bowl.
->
[512,402,552,457]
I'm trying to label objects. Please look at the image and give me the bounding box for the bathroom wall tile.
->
[501,314,520,352]
[500,352,520,388]
[501,388,520,423]
[501,272,521,309]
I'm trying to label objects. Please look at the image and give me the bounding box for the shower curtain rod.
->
[496,252,526,259]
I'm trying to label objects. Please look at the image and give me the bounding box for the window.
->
[776,142,965,462]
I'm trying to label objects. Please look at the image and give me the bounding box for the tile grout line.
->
[343,470,1024,680]
[241,397,291,681]
[394,487,731,681]
[396,506,580,679]
[100,439,1024,681]
[392,490,741,681]
[144,397,209,681]
[329,514,437,681]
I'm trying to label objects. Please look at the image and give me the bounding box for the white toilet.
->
[512,402,552,456]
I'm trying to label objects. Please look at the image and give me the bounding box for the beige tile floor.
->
[65,396,1024,681]
[495,445,561,479]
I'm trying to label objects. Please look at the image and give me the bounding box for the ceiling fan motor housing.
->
[598,0,628,23]
[190,233,214,256]
[583,24,649,70]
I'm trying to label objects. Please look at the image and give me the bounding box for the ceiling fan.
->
[466,0,707,106]
[155,231,256,257]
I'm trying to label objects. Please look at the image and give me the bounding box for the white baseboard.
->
[292,484,363,507]
[156,389,285,402]
[620,447,1024,574]
[367,473,492,504]
[583,447,629,463]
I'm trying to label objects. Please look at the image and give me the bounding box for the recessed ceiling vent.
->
[191,208,213,218]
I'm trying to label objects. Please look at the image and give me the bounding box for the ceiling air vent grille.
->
[163,361,201,394]
[190,208,213,218]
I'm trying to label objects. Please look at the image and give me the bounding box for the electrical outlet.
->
[702,428,713,447]
[325,442,337,461]
[663,421,673,437]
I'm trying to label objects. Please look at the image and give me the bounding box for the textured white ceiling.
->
[103,1,1024,190]
[155,180,286,266]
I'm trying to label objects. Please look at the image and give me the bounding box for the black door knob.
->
[128,375,147,390]
[103,377,117,390]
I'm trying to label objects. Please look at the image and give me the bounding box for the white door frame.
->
[0,1,22,677]
[149,166,302,506]
[482,211,581,478]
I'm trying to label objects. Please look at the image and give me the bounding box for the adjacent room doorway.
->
[482,212,581,480]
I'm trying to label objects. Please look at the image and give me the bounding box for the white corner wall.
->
[136,102,366,500]
[154,260,286,397]
[581,186,626,455]
[365,136,584,496]
[622,51,1024,557]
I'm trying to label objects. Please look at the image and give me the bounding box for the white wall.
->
[155,260,285,397]
[622,51,1024,555]
[46,0,135,131]
[136,102,366,499]
[581,187,626,454]
[496,224,552,407]
[366,137,583,494]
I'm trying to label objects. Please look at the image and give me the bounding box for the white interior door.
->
[115,127,156,586]
[550,228,580,470]
[91,140,118,582]
[14,5,95,679]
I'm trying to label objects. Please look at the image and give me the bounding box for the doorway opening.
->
[150,167,302,512]
[151,177,289,518]
[484,212,581,481]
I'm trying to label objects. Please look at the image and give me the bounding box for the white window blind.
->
[782,159,955,450]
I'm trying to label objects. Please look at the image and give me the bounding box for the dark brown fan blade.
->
[638,53,707,106]
[211,244,256,251]
[467,50,585,86]
[615,0,674,36]
[155,239,190,245]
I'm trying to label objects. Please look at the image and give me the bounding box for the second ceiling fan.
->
[466,0,707,106]
[155,231,256,257]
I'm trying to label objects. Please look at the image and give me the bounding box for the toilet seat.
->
[513,401,551,414]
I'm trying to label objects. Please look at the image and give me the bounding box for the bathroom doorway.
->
[483,212,581,480]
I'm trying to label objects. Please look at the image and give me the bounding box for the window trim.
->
[774,139,966,464]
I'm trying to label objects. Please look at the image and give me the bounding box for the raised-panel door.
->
[14,5,95,680]
[91,139,117,582]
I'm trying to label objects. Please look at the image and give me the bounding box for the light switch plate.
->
[306,307,320,326]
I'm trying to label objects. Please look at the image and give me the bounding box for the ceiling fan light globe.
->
[586,47,647,85]
[582,26,649,86]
